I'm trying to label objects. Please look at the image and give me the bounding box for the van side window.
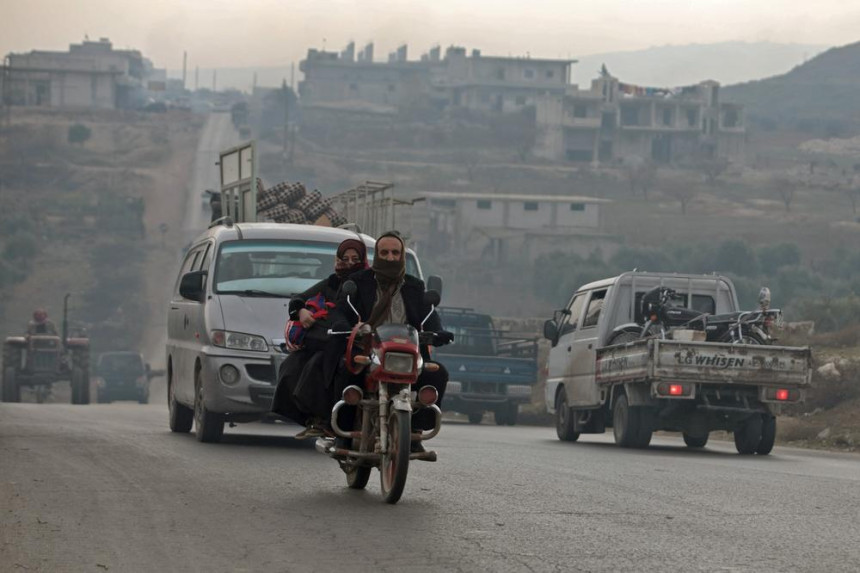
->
[582,289,608,328]
[196,243,212,272]
[173,248,201,295]
[561,293,587,335]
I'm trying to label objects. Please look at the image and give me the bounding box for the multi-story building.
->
[423,191,613,261]
[534,75,745,164]
[299,43,574,114]
[1,38,164,110]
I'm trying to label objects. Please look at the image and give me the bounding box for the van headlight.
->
[383,352,414,373]
[210,330,269,352]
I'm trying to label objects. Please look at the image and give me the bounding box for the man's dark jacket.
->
[331,268,442,359]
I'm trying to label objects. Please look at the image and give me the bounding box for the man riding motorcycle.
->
[330,230,451,452]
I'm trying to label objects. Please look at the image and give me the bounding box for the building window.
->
[349,83,358,92]
[546,70,555,79]
[515,96,526,106]
[573,104,588,118]
[388,84,396,93]
[621,105,640,126]
[724,109,739,128]
[523,69,535,80]
[496,68,505,80]
[662,108,673,126]
[523,202,539,211]
[477,200,492,209]
[686,109,697,127]
[570,203,585,211]
[432,199,456,208]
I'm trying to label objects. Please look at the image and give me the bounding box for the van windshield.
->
[214,239,420,297]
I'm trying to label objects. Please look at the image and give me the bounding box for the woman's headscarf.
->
[334,238,368,279]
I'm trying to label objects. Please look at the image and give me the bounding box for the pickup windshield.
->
[436,310,497,356]
[214,239,420,297]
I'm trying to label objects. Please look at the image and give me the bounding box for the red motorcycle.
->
[317,282,450,504]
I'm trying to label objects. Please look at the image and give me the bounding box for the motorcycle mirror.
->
[342,281,358,296]
[423,290,441,307]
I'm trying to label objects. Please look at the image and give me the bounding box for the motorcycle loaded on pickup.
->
[608,286,782,346]
[316,281,452,504]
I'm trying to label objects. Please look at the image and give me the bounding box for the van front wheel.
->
[194,370,224,443]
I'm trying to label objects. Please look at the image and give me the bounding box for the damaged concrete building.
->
[534,74,745,164]
[1,38,165,110]
[299,43,575,114]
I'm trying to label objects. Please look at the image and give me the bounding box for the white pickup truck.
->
[543,272,812,455]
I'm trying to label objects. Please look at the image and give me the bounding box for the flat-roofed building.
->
[535,74,746,165]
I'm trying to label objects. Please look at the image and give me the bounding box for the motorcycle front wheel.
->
[380,409,411,504]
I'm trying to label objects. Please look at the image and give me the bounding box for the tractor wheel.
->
[3,367,20,403]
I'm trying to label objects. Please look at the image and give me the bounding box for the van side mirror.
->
[179,270,207,302]
[426,275,443,297]
[543,319,560,347]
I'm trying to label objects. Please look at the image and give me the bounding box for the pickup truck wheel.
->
[756,415,776,455]
[683,432,709,448]
[734,415,763,455]
[555,388,580,442]
[194,370,224,443]
[613,394,647,448]
[467,411,484,425]
[168,377,193,433]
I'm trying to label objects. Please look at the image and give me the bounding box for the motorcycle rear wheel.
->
[380,409,411,504]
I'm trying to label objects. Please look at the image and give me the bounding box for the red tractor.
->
[2,295,90,404]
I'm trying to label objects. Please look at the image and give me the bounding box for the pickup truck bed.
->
[596,339,812,388]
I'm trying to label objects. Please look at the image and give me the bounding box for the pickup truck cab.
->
[167,221,427,442]
[543,272,811,455]
[435,308,538,425]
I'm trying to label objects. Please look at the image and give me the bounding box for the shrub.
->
[68,124,92,146]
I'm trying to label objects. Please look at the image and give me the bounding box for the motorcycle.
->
[608,286,782,346]
[316,281,451,504]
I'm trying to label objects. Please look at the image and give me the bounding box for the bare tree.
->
[661,177,697,215]
[769,175,800,212]
[459,151,481,182]
[694,157,730,186]
[624,160,657,199]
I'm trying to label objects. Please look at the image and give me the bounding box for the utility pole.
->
[252,72,257,93]
[212,69,217,92]
[288,79,290,165]
[182,51,187,90]
[194,66,199,91]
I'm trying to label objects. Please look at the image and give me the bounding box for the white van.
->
[166,221,427,442]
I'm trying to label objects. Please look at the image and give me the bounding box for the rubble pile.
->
[256,179,347,227]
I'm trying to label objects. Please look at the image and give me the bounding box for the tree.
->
[694,157,730,186]
[67,123,92,146]
[624,158,657,198]
[459,150,481,182]
[769,175,799,212]
[661,176,697,215]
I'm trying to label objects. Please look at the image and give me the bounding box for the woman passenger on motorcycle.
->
[271,238,368,438]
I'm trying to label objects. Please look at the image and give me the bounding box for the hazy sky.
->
[2,0,858,71]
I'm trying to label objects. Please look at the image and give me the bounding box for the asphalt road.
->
[2,403,858,572]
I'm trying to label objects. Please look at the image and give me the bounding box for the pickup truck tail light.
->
[654,382,693,398]
[763,387,800,402]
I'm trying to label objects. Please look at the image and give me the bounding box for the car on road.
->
[94,351,160,404]
[167,221,431,443]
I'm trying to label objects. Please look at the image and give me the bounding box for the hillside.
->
[723,41,860,134]
[572,41,826,87]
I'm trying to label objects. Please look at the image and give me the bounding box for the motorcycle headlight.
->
[210,330,269,352]
[383,352,414,374]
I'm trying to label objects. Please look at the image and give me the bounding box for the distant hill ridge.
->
[723,41,860,134]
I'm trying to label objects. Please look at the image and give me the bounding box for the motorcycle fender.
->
[392,389,413,412]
